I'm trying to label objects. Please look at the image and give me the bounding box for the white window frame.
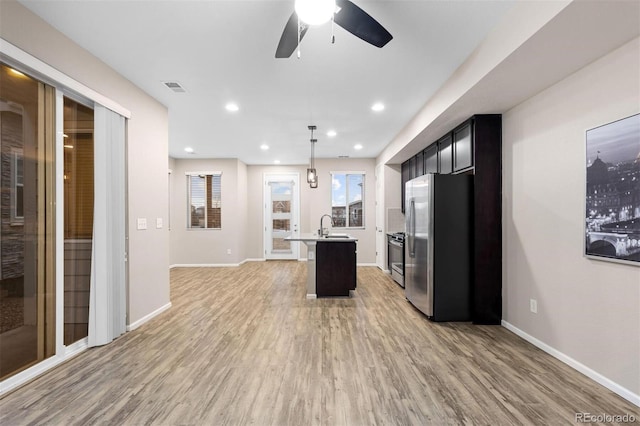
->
[186,171,222,230]
[330,171,365,229]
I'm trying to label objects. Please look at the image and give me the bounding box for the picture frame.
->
[585,113,640,265]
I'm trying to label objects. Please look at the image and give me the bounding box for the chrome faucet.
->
[319,214,334,237]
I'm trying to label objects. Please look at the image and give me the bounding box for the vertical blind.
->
[88,105,126,347]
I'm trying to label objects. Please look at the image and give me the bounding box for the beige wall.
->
[0,0,170,325]
[170,157,377,265]
[170,158,246,265]
[246,159,377,264]
[503,37,640,395]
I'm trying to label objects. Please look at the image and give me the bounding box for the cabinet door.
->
[438,134,453,174]
[453,121,473,172]
[415,151,424,177]
[424,144,438,174]
[408,156,417,180]
[316,241,356,296]
[401,160,411,213]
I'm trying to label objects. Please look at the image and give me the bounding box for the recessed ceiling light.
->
[354,144,363,150]
[327,130,337,137]
[184,147,194,153]
[260,144,269,150]
[371,102,385,112]
[225,103,239,112]
[274,160,281,164]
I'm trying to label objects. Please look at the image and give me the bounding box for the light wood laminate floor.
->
[1,261,638,425]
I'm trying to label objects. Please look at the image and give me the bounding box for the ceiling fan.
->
[275,0,393,58]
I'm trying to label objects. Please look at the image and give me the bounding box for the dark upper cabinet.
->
[453,120,473,172]
[424,144,438,174]
[438,134,453,174]
[408,156,417,180]
[401,160,411,213]
[415,150,424,177]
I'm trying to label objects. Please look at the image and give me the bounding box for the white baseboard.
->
[502,320,640,407]
[170,259,266,269]
[127,302,172,331]
[357,263,379,267]
[170,263,242,268]
[306,294,317,299]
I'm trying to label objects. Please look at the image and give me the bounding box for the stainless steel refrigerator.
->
[405,173,473,321]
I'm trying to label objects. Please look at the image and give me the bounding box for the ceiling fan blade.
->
[275,12,309,58]
[333,0,392,48]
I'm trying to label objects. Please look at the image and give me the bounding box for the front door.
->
[264,173,299,260]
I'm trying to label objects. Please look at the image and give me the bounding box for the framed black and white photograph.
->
[585,113,640,264]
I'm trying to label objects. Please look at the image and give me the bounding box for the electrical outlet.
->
[530,298,538,314]
[227,249,231,255]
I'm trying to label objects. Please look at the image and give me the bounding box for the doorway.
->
[263,173,300,260]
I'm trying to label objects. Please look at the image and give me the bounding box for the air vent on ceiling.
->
[162,81,186,93]
[338,155,350,158]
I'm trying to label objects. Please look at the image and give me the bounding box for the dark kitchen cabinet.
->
[438,134,453,174]
[415,150,424,177]
[401,160,411,213]
[424,144,438,173]
[316,241,356,297]
[453,120,473,172]
[470,115,502,325]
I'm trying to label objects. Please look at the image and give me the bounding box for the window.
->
[187,172,221,229]
[11,148,24,223]
[331,172,364,228]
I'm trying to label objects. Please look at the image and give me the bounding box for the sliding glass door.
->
[0,63,56,379]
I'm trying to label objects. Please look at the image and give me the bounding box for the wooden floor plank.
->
[1,261,638,425]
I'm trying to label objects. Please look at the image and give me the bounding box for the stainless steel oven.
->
[387,232,405,287]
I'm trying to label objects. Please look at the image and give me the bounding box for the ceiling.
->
[19,0,514,165]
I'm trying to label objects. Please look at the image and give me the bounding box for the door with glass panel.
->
[264,173,299,260]
[0,63,55,380]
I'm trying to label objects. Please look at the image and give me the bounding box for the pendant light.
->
[306,125,318,188]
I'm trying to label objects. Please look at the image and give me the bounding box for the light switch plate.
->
[137,218,147,230]
[156,218,163,229]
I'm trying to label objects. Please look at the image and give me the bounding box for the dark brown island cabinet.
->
[316,241,357,297]
[400,114,502,325]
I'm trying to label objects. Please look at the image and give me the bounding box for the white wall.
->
[0,0,170,326]
[503,37,640,397]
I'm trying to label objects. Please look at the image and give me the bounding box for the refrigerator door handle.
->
[409,199,416,257]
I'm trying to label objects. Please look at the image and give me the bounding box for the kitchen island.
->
[285,233,357,298]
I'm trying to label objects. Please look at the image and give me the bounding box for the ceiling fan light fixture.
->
[295,0,336,26]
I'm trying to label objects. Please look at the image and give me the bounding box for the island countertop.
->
[285,232,358,242]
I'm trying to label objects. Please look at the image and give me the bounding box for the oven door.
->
[388,238,404,287]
